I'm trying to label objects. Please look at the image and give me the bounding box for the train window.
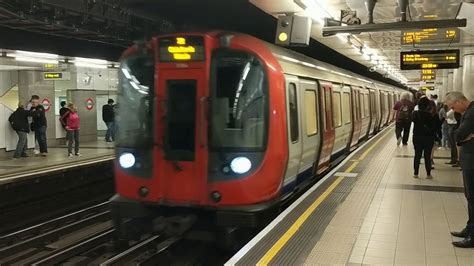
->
[333,91,342,127]
[364,94,370,117]
[210,49,268,150]
[289,83,299,142]
[305,90,318,136]
[324,89,333,129]
[164,80,197,161]
[343,92,351,124]
[359,93,364,118]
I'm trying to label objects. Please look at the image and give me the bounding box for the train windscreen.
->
[116,54,155,148]
[209,49,268,151]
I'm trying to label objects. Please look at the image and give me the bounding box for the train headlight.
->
[119,153,136,169]
[230,157,252,174]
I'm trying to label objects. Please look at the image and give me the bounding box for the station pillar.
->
[462,54,474,100]
[66,90,98,142]
[447,71,454,93]
[453,67,463,92]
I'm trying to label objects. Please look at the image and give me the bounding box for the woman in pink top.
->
[60,103,80,157]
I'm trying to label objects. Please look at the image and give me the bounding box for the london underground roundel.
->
[85,98,94,110]
[41,98,51,112]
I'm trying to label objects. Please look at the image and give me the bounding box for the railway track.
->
[0,202,222,265]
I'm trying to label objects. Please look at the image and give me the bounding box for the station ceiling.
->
[2,0,471,89]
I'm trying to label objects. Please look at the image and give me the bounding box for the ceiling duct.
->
[364,0,376,24]
[397,0,408,22]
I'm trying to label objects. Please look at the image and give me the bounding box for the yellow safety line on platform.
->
[256,129,392,266]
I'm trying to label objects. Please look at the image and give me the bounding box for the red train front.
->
[111,32,289,238]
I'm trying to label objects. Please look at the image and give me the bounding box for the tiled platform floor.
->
[0,139,114,177]
[305,132,472,265]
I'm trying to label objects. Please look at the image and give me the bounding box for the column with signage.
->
[18,70,58,146]
[66,90,98,142]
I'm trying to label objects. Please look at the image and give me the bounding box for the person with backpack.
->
[9,103,30,158]
[60,103,81,157]
[393,92,415,145]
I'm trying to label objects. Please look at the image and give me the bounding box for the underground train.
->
[110,31,405,240]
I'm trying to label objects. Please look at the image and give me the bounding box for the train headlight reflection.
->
[119,153,136,169]
[230,157,252,174]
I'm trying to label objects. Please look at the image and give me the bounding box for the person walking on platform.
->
[30,96,48,157]
[412,97,437,179]
[9,103,30,158]
[445,92,474,248]
[60,103,81,157]
[393,92,414,146]
[102,99,115,142]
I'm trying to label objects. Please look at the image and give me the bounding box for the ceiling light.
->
[15,57,59,64]
[74,62,107,69]
[75,57,107,64]
[14,50,58,59]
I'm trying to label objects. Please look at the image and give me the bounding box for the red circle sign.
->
[85,98,94,110]
[41,98,51,112]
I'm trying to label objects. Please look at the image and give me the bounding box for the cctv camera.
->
[369,66,377,72]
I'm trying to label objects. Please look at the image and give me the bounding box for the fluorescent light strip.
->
[15,50,58,58]
[15,56,59,64]
[74,62,107,69]
[75,57,107,64]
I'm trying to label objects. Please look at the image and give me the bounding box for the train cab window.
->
[343,92,351,124]
[333,91,342,127]
[305,90,318,136]
[210,49,268,150]
[289,83,299,142]
[117,53,154,148]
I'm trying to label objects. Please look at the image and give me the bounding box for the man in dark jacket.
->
[102,99,115,142]
[30,97,48,156]
[446,92,474,248]
[9,103,30,158]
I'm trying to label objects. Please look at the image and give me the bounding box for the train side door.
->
[283,76,303,187]
[348,87,362,150]
[298,79,320,179]
[154,68,208,204]
[316,82,335,174]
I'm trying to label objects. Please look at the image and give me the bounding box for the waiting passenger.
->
[8,103,30,158]
[439,104,449,149]
[30,96,48,157]
[102,99,115,142]
[393,92,414,146]
[445,92,474,248]
[445,108,459,165]
[412,97,437,179]
[60,103,81,157]
[428,100,442,169]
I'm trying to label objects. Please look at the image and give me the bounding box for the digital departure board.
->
[44,72,62,79]
[400,49,460,70]
[402,28,460,45]
[159,36,205,62]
